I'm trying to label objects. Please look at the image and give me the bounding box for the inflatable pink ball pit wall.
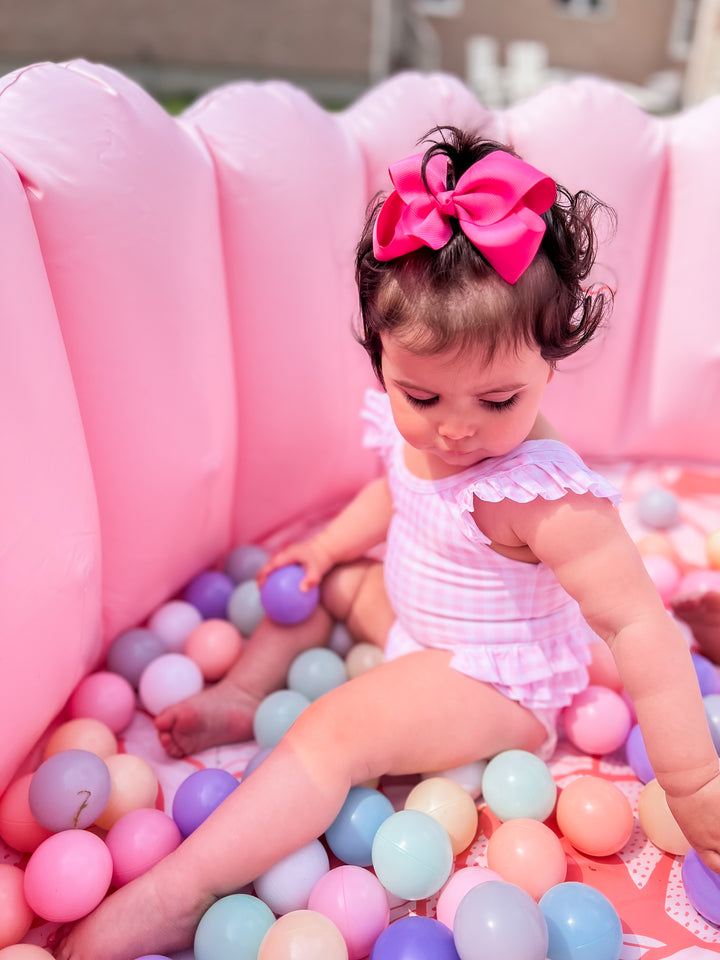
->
[1,58,720,801]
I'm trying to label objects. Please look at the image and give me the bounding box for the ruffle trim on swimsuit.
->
[361,388,396,460]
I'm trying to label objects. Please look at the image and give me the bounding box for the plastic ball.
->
[486,817,567,900]
[586,641,623,693]
[328,622,354,658]
[371,809,453,901]
[252,689,311,749]
[43,717,117,759]
[370,915,460,960]
[0,864,33,949]
[678,568,720,596]
[105,807,182,887]
[624,723,654,783]
[637,778,690,855]
[556,776,634,857]
[421,761,487,800]
[258,910,348,960]
[703,693,720,752]
[0,774,53,852]
[636,532,677,560]
[29,749,111,832]
[227,580,266,637]
[682,848,720,924]
[183,570,235,619]
[308,865,389,960]
[23,829,113,922]
[480,749,557,822]
[436,866,503,928]
[194,892,275,960]
[242,746,272,780]
[325,785,395,866]
[259,564,320,626]
[539,881,622,960]
[287,648,347,700]
[0,949,55,959]
[344,642,384,679]
[225,543,270,583]
[148,600,204,653]
[562,685,632,756]
[172,768,239,837]
[707,529,720,569]
[254,839,330,915]
[138,653,204,716]
[453,880,548,960]
[642,554,681,604]
[637,487,679,529]
[404,777,478,855]
[693,653,720,696]
[185,619,243,681]
[93,753,158,830]
[106,627,165,687]
[68,670,137,733]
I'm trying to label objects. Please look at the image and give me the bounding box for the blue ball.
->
[481,749,557,822]
[252,689,311,748]
[194,893,275,960]
[287,647,347,700]
[371,809,453,900]
[624,723,654,783]
[703,693,720,753]
[539,881,622,960]
[172,768,239,838]
[325,785,395,866]
[259,564,320,625]
[454,880,548,960]
[370,916,460,959]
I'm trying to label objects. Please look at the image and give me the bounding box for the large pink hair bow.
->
[372,149,556,284]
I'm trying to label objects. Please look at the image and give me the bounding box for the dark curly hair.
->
[355,126,615,385]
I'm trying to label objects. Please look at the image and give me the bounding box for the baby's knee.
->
[320,560,375,622]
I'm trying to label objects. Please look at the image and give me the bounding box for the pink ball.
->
[308,865,389,960]
[0,864,34,949]
[678,569,720,596]
[642,554,681,605]
[435,866,502,928]
[0,774,53,853]
[105,807,182,887]
[147,600,203,653]
[562,685,632,755]
[185,619,243,681]
[68,671,137,733]
[138,653,204,716]
[24,829,113,922]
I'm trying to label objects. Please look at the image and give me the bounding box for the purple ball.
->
[183,570,235,619]
[692,652,720,696]
[259,564,319,625]
[242,747,272,780]
[370,916,460,960]
[172,768,239,838]
[682,848,720,924]
[107,628,165,688]
[29,749,112,832]
[625,723,654,783]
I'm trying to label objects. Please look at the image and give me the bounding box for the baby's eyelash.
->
[404,393,439,408]
[483,395,519,412]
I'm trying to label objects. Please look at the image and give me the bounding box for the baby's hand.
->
[666,772,720,875]
[257,536,335,591]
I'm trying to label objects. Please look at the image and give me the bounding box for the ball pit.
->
[404,777,478,856]
[308,865,390,960]
[453,880,548,960]
[253,839,330,915]
[259,564,320,625]
[193,893,275,960]
[556,776,633,858]
[562,686,632,756]
[24,829,113,922]
[370,915,460,960]
[324,785,395,866]
[486,818,567,900]
[172,768,239,837]
[371,809,453,901]
[480,749,557,822]
[539,881,622,960]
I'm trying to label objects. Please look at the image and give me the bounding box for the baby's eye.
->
[405,393,439,408]
[482,395,519,412]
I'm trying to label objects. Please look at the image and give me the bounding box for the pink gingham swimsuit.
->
[362,389,622,744]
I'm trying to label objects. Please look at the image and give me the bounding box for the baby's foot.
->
[52,866,213,960]
[154,680,261,757]
[672,590,720,664]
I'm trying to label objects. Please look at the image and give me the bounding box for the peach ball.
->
[637,779,690,856]
[258,910,348,960]
[185,619,243,681]
[0,864,34,949]
[0,948,55,959]
[94,753,159,830]
[556,776,634,857]
[345,643,384,679]
[43,718,117,760]
[404,777,478,856]
[0,775,53,853]
[636,533,678,562]
[486,818,567,900]
[707,529,720,570]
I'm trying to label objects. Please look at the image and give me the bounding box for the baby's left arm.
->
[508,491,720,872]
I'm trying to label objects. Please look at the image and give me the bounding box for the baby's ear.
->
[546,365,555,384]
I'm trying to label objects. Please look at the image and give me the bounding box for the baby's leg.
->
[56,651,544,960]
[155,560,388,756]
[672,590,720,664]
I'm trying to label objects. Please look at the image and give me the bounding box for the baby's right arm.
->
[259,476,393,589]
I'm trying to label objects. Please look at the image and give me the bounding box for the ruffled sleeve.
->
[360,388,397,463]
[453,440,622,543]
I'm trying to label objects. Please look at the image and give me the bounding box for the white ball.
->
[138,653,204,716]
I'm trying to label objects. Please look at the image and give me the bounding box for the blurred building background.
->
[0,0,717,112]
